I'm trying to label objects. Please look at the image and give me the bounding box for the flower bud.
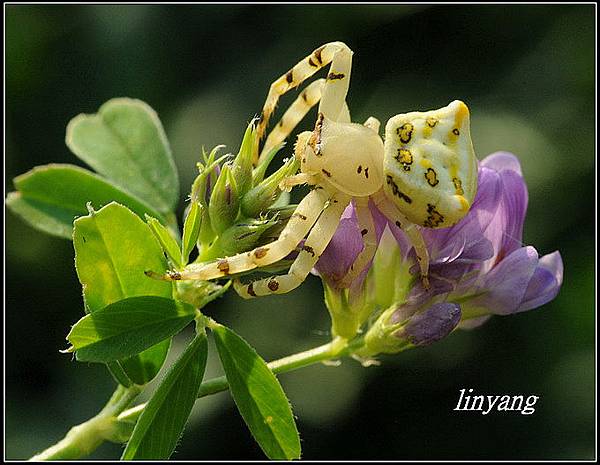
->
[255,205,297,244]
[197,216,280,261]
[252,142,285,185]
[230,120,257,197]
[397,302,462,346]
[191,145,227,207]
[181,201,203,265]
[209,163,240,235]
[359,302,461,356]
[241,157,299,218]
[175,280,230,308]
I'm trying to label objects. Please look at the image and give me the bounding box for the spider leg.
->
[338,101,352,123]
[337,198,378,289]
[372,190,430,288]
[261,79,325,159]
[154,187,331,281]
[261,78,352,160]
[234,192,352,298]
[279,173,318,192]
[256,42,353,161]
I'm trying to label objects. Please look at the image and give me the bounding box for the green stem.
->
[31,336,365,460]
[194,336,352,399]
[29,384,142,461]
[118,336,362,424]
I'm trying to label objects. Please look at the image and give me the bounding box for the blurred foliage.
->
[5,4,595,460]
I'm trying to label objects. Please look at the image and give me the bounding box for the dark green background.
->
[5,4,595,460]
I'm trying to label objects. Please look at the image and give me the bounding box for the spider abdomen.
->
[382,100,478,228]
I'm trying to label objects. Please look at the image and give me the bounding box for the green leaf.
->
[118,343,170,387]
[212,324,301,460]
[122,331,208,460]
[241,157,299,218]
[181,201,202,265]
[73,202,172,311]
[146,215,183,269]
[73,202,174,384]
[6,164,165,240]
[67,296,195,363]
[66,98,179,214]
[106,361,134,388]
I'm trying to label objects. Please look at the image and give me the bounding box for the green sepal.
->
[231,120,257,197]
[181,201,202,265]
[146,215,183,269]
[241,157,299,218]
[197,216,280,262]
[209,164,240,235]
[252,142,285,185]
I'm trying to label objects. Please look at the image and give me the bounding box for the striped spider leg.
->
[159,182,347,292]
[233,187,351,297]
[255,41,354,164]
[154,43,478,301]
[155,43,356,296]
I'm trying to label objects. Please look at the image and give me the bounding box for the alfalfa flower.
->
[316,151,563,354]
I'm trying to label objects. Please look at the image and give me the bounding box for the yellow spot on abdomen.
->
[397,123,414,144]
[423,125,432,139]
[456,195,470,212]
[452,177,464,195]
[425,168,439,187]
[454,101,470,126]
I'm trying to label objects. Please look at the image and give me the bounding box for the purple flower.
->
[314,199,387,291]
[316,151,563,349]
[390,151,563,322]
[398,302,462,346]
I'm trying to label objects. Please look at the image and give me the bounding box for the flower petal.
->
[480,151,523,176]
[469,246,539,315]
[518,251,564,312]
[479,163,529,272]
[498,169,528,256]
[314,203,363,286]
[424,166,501,265]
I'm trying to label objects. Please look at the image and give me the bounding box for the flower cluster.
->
[314,152,563,355]
[185,121,298,264]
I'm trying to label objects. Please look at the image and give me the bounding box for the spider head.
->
[296,113,384,196]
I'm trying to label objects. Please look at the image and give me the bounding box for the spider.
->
[157,42,478,299]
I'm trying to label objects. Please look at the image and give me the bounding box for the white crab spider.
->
[160,42,478,299]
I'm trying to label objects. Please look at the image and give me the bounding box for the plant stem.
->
[192,335,353,399]
[31,336,364,460]
[29,384,142,461]
[119,335,364,426]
